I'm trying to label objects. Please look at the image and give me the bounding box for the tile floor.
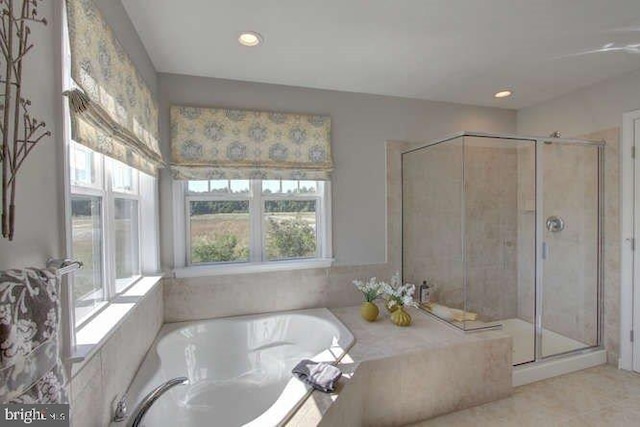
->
[410,365,640,427]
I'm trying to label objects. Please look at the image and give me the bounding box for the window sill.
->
[173,258,334,279]
[71,275,163,374]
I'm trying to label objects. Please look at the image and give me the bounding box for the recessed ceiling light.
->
[494,90,513,98]
[238,31,263,47]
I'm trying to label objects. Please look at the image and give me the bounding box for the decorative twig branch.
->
[0,0,49,241]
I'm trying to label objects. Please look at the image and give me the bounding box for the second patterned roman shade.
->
[64,0,163,175]
[170,106,333,180]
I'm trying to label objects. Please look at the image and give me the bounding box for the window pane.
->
[115,198,140,292]
[70,143,96,186]
[282,180,298,194]
[298,181,318,194]
[189,200,250,264]
[262,180,318,194]
[188,180,209,193]
[264,200,317,260]
[209,180,228,193]
[229,180,250,194]
[262,180,280,194]
[111,160,135,192]
[71,195,104,324]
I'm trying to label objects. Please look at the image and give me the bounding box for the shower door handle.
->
[542,242,549,260]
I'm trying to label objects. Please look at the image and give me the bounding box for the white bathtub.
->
[123,308,354,427]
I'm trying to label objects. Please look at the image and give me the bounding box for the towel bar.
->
[46,257,83,277]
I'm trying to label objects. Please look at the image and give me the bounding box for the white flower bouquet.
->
[353,277,387,303]
[384,272,418,310]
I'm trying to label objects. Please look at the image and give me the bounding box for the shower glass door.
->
[539,141,601,358]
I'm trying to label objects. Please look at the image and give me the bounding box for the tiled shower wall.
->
[402,141,465,308]
[518,141,599,345]
[595,128,621,364]
[464,141,519,321]
[402,139,519,321]
[516,143,536,324]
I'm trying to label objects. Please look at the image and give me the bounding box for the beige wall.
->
[0,0,63,269]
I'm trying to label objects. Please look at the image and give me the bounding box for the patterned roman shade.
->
[171,106,333,180]
[64,0,163,175]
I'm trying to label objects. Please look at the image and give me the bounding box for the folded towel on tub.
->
[292,359,342,393]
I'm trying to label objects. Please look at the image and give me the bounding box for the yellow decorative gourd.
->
[390,306,412,327]
[360,302,379,322]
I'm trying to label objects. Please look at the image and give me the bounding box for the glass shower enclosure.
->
[402,131,603,365]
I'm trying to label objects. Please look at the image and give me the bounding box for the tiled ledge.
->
[70,279,164,427]
[73,276,163,369]
[287,307,513,426]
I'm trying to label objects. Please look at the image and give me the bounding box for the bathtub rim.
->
[121,307,356,427]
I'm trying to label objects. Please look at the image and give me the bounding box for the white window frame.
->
[111,167,143,293]
[173,179,333,277]
[69,148,144,328]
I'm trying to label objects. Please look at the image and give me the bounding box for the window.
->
[68,141,149,326]
[182,179,331,267]
[62,0,161,354]
[70,195,103,322]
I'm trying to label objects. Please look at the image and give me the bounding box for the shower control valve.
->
[545,216,565,233]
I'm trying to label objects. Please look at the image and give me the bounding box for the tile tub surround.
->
[163,264,396,322]
[70,282,164,427]
[287,306,513,427]
[412,365,640,426]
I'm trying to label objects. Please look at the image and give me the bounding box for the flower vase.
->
[385,300,398,313]
[360,302,379,322]
[390,306,412,327]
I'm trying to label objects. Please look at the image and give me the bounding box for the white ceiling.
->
[121,0,640,109]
